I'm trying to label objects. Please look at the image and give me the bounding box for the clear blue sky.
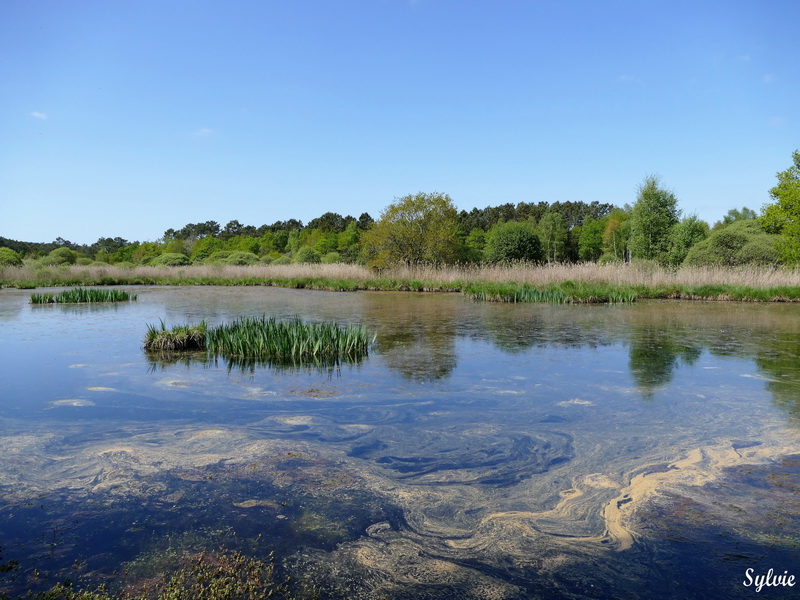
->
[1,0,798,245]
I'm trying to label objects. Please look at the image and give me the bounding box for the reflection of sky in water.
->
[1,287,800,598]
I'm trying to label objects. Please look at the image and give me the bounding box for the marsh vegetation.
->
[30,287,136,304]
[144,316,373,363]
[7,262,800,304]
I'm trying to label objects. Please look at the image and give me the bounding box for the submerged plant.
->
[32,548,315,600]
[30,287,137,304]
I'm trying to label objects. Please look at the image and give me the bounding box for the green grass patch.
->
[463,282,638,304]
[30,287,137,304]
[144,316,374,363]
[144,320,207,351]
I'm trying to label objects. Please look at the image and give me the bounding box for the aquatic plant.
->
[463,282,638,304]
[30,287,137,304]
[144,320,207,352]
[33,548,314,600]
[144,316,374,362]
[207,316,373,361]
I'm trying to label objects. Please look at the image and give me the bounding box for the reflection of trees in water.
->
[628,326,702,398]
[481,308,612,354]
[754,334,800,422]
[362,294,459,381]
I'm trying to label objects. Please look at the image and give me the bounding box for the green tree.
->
[714,206,757,230]
[462,228,487,263]
[629,175,680,263]
[132,242,164,264]
[761,150,800,264]
[43,247,78,265]
[578,217,605,262]
[602,208,631,262]
[0,247,22,266]
[666,215,709,267]
[484,221,542,263]
[293,246,321,264]
[361,192,461,267]
[537,212,567,263]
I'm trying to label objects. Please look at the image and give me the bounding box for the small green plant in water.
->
[31,287,137,304]
[207,316,373,361]
[144,320,208,352]
[144,316,374,362]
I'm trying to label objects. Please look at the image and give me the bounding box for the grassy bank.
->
[4,263,800,303]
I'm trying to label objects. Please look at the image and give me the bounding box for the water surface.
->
[1,286,799,598]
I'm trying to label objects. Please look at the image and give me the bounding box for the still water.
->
[1,286,799,599]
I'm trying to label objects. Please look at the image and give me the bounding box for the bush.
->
[222,251,260,266]
[42,247,78,265]
[272,255,292,265]
[321,251,341,264]
[293,246,321,264]
[484,221,543,263]
[151,252,190,266]
[205,250,233,264]
[0,247,22,266]
[683,220,781,267]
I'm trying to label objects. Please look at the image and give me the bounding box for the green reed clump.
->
[144,320,208,351]
[144,316,373,362]
[463,282,638,304]
[206,316,373,360]
[30,287,136,304]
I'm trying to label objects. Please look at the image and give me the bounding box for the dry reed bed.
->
[4,262,800,289]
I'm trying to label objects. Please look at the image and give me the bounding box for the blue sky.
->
[1,1,798,245]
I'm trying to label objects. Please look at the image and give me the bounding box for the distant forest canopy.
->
[1,199,620,266]
[3,149,800,269]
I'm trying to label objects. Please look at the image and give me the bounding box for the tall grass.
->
[30,287,137,304]
[7,262,800,302]
[206,316,373,360]
[144,316,374,362]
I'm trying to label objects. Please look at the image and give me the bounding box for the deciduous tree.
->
[761,150,800,264]
[361,192,461,267]
[629,176,680,263]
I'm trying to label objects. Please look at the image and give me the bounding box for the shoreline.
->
[3,263,800,303]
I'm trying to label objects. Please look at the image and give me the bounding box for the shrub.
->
[42,247,78,265]
[321,251,341,264]
[293,247,321,264]
[272,255,292,265]
[683,220,781,267]
[205,250,233,264]
[222,251,260,265]
[0,247,22,266]
[151,252,190,267]
[484,221,543,263]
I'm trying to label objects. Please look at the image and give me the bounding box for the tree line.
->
[1,150,798,269]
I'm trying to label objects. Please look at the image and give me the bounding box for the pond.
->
[1,286,799,599]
